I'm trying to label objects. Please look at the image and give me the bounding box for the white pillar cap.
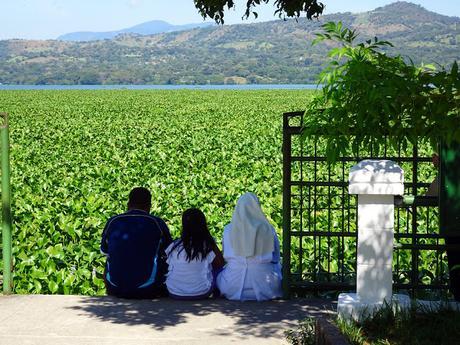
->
[349,160,404,195]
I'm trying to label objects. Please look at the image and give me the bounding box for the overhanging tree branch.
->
[193,0,324,24]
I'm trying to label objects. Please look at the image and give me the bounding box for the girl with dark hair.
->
[165,208,224,299]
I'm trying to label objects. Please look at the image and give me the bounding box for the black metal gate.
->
[282,111,449,298]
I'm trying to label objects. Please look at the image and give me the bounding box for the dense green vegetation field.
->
[0,90,312,295]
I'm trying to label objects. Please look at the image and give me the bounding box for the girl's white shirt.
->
[165,241,216,296]
[216,224,282,301]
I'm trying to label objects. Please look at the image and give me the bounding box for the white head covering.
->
[229,193,274,257]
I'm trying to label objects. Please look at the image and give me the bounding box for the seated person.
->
[165,208,224,299]
[426,153,439,196]
[100,187,172,298]
[217,192,282,301]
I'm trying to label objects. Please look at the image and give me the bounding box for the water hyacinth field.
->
[0,90,312,295]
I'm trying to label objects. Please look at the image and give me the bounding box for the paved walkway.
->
[0,295,334,345]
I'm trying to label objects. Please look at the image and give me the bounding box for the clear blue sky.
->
[1,0,459,40]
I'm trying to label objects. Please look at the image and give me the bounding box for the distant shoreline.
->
[0,84,320,91]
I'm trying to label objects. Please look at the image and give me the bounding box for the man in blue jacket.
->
[101,187,172,298]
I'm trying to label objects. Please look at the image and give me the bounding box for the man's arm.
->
[159,218,173,247]
[100,218,112,256]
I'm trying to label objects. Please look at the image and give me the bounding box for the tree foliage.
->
[193,0,324,24]
[304,22,460,163]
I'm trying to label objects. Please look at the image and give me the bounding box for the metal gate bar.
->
[282,111,448,298]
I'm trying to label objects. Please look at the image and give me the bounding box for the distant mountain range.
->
[0,2,458,85]
[57,20,213,41]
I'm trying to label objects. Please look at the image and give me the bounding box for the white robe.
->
[216,224,282,301]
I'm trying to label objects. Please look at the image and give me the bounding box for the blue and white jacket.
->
[101,209,172,290]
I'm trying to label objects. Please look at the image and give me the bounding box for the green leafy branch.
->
[304,21,460,163]
[193,0,324,24]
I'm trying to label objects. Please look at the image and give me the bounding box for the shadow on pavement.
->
[68,297,334,338]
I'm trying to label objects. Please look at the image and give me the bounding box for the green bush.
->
[305,22,459,163]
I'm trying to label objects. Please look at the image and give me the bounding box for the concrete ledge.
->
[315,317,349,345]
[0,294,334,345]
[415,299,460,312]
[337,293,410,322]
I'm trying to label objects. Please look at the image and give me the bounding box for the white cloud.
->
[51,0,69,16]
[127,0,142,8]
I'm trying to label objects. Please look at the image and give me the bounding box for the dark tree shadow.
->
[68,296,334,338]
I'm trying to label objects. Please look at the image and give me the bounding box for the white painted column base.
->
[341,160,406,323]
[337,292,410,322]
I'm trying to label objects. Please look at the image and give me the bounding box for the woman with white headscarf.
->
[216,193,282,301]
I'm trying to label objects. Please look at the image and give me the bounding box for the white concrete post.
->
[337,160,410,321]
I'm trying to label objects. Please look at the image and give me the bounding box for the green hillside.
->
[0,1,458,85]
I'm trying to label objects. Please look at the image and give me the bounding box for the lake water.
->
[0,84,320,91]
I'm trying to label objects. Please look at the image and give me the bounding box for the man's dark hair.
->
[128,187,151,209]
